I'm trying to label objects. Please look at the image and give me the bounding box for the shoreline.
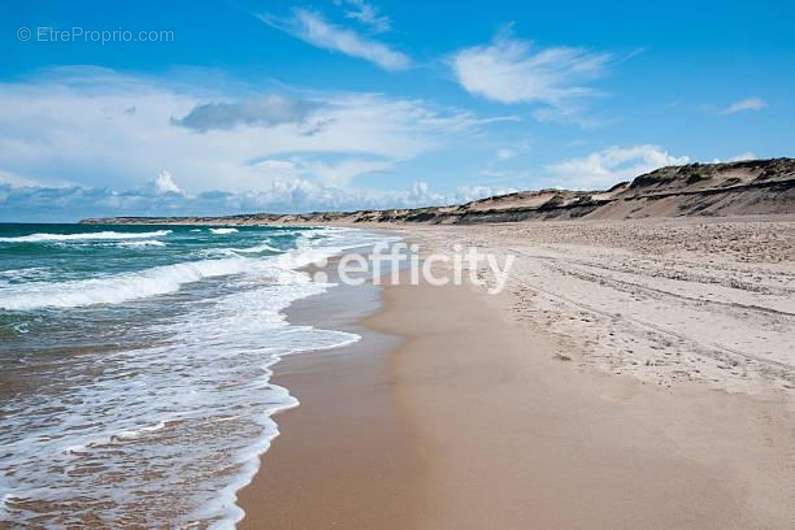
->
[237,221,794,529]
[236,266,425,529]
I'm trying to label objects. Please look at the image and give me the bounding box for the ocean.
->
[0,223,386,528]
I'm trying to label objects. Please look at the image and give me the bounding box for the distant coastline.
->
[80,158,795,226]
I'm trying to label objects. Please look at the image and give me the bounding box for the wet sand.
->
[236,277,426,529]
[238,218,795,529]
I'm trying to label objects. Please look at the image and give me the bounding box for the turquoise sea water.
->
[0,223,384,528]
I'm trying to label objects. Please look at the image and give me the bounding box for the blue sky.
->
[1,0,793,221]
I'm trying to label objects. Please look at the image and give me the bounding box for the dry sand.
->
[399,215,795,394]
[239,215,795,529]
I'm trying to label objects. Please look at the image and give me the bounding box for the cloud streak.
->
[721,97,767,115]
[451,29,610,112]
[258,9,410,71]
[334,0,391,33]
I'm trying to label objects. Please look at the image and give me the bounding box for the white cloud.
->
[546,145,690,189]
[0,67,483,196]
[451,29,610,111]
[721,97,767,115]
[152,170,183,195]
[334,0,391,33]
[457,184,518,202]
[0,178,510,222]
[726,152,757,162]
[258,9,410,71]
[711,152,757,163]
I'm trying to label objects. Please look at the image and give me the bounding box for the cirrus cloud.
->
[334,0,391,33]
[258,8,410,71]
[721,97,767,115]
[451,28,611,113]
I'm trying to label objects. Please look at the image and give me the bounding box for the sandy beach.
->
[238,215,795,529]
[4,1,794,524]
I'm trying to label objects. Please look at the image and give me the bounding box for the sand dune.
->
[81,158,795,226]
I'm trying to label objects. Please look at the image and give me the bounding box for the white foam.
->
[0,256,268,310]
[113,421,168,441]
[0,267,52,281]
[117,240,167,248]
[196,242,282,259]
[0,230,172,243]
[0,229,375,311]
[228,242,281,254]
[209,228,238,235]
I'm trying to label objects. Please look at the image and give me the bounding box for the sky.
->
[1,0,793,222]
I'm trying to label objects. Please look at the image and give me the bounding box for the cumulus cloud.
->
[172,95,316,132]
[546,145,690,189]
[0,178,507,223]
[258,9,410,70]
[457,184,518,202]
[721,97,767,115]
[152,170,183,195]
[334,0,391,33]
[451,29,610,112]
[711,152,758,163]
[726,152,758,162]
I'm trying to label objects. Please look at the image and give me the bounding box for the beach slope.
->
[239,218,795,528]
